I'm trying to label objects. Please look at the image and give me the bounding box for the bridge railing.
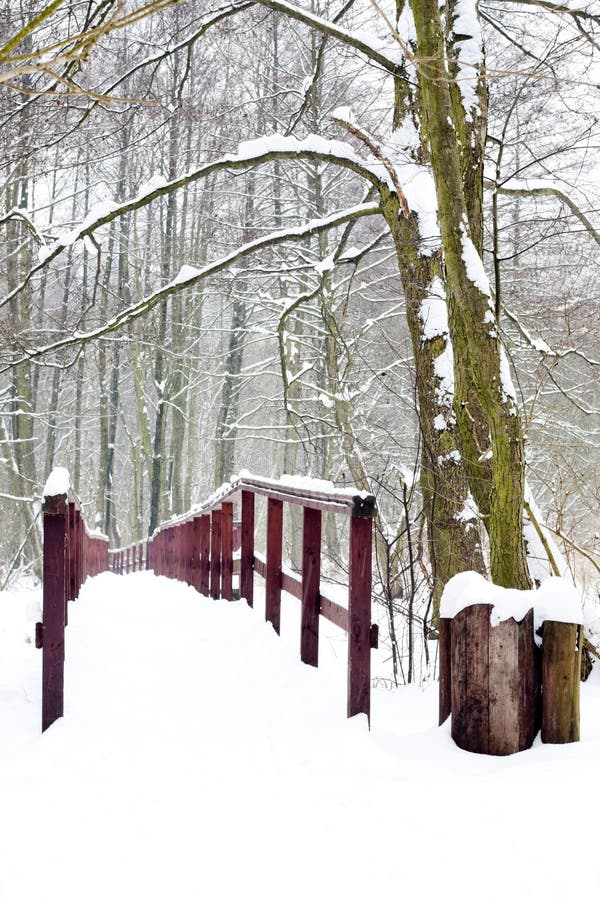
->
[39,470,109,732]
[113,473,377,721]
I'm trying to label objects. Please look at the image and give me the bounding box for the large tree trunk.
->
[410,0,531,588]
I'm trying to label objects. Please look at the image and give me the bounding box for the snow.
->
[390,151,440,252]
[314,253,335,275]
[1,572,600,899]
[499,344,518,404]
[440,571,584,634]
[451,0,483,123]
[172,264,203,284]
[438,449,461,466]
[460,227,491,296]
[43,466,70,498]
[419,277,447,340]
[433,338,455,408]
[455,490,480,524]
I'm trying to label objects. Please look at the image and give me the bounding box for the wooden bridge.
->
[39,471,377,734]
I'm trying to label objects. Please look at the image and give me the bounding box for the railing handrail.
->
[150,472,376,536]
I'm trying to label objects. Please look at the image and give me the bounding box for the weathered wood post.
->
[438,618,452,725]
[200,515,210,595]
[191,517,201,591]
[542,621,581,744]
[447,605,537,755]
[184,521,193,585]
[210,510,222,599]
[265,498,283,634]
[42,479,69,732]
[221,502,234,601]
[240,490,255,607]
[347,508,373,720]
[301,507,321,667]
[75,507,82,592]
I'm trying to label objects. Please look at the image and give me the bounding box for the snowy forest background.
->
[0,0,598,682]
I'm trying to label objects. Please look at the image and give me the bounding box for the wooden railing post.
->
[221,502,234,601]
[301,507,321,667]
[265,498,283,634]
[211,510,222,599]
[200,515,210,595]
[75,507,82,592]
[191,517,201,591]
[240,490,254,607]
[167,527,175,578]
[347,514,372,720]
[42,492,68,732]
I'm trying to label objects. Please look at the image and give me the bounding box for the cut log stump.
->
[449,605,538,756]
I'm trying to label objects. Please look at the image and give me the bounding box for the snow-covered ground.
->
[1,571,599,899]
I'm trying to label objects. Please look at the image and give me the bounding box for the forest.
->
[0,0,598,683]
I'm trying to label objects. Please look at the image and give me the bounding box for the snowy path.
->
[1,571,599,899]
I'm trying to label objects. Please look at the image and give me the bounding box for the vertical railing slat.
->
[42,494,68,732]
[301,507,321,667]
[265,498,283,634]
[200,515,210,595]
[240,490,254,607]
[210,510,222,599]
[347,514,373,720]
[221,502,234,601]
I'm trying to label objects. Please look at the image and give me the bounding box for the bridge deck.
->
[0,571,598,899]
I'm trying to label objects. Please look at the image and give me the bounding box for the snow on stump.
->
[440,573,583,755]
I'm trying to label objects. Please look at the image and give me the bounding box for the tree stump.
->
[448,605,538,755]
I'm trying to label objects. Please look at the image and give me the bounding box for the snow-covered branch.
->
[5,202,381,369]
[1,135,389,311]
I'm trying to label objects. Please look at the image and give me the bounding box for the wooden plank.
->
[199,515,210,595]
[265,498,283,634]
[488,617,520,755]
[301,507,321,667]
[191,517,201,592]
[210,510,221,599]
[183,521,193,585]
[347,515,372,720]
[281,570,302,600]
[235,475,376,517]
[166,527,175,579]
[67,502,75,604]
[221,502,234,601]
[541,620,581,744]
[450,609,467,749]
[240,490,255,607]
[465,604,490,754]
[518,609,538,750]
[319,595,348,632]
[42,495,68,732]
[438,617,452,725]
[451,605,490,754]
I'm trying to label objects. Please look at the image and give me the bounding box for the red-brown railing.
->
[39,478,109,732]
[111,474,377,720]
